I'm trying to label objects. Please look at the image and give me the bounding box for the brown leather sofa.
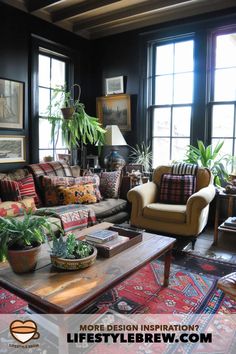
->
[128,165,215,244]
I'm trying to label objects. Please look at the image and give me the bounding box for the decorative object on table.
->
[127,169,143,187]
[130,142,152,172]
[222,217,236,229]
[0,213,54,273]
[0,135,25,163]
[96,94,131,132]
[86,229,118,244]
[184,140,232,186]
[105,76,124,95]
[0,78,23,129]
[103,125,127,170]
[47,84,106,165]
[49,233,97,270]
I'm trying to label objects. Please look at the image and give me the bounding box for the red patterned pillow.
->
[158,173,196,205]
[99,171,121,198]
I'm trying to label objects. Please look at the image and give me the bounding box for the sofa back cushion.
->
[158,173,196,204]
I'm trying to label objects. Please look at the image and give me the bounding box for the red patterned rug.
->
[0,251,236,314]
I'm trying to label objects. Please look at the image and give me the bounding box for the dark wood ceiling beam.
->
[25,0,62,12]
[51,0,122,23]
[73,0,194,32]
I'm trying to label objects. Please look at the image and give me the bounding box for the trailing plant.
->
[47,85,106,151]
[0,213,54,261]
[184,140,232,186]
[130,142,152,172]
[50,233,93,259]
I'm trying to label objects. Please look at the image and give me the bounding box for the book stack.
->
[223,217,236,229]
[85,229,129,252]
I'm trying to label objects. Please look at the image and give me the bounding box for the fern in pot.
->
[0,214,54,274]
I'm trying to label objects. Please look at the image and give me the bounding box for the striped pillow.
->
[158,173,196,205]
[0,179,20,201]
[17,174,39,204]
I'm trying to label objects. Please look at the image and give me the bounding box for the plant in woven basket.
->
[50,233,93,259]
[184,140,233,186]
[47,84,106,151]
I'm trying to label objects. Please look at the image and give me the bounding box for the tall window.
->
[210,29,236,157]
[38,49,68,161]
[150,38,194,167]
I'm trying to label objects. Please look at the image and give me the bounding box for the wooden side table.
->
[214,191,236,244]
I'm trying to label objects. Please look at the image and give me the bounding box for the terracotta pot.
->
[7,245,42,274]
[61,107,74,119]
[50,247,97,270]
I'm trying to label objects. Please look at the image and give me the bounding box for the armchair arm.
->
[186,184,216,223]
[128,181,158,218]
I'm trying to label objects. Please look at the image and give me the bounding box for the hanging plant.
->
[47,84,106,151]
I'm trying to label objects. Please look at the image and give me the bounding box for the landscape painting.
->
[0,78,23,129]
[0,136,25,163]
[96,94,131,132]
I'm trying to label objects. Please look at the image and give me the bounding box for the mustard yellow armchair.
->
[127,165,215,246]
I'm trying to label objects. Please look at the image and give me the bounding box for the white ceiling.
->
[2,0,236,39]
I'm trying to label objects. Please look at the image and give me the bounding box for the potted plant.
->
[130,142,152,173]
[49,233,97,270]
[0,214,54,274]
[184,140,233,186]
[47,84,106,152]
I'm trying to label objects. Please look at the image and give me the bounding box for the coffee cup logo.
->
[10,320,40,344]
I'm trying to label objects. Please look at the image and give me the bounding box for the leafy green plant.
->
[130,142,152,172]
[184,140,232,186]
[47,85,106,150]
[50,233,93,259]
[0,213,54,261]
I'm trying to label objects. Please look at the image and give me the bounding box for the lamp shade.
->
[104,125,127,146]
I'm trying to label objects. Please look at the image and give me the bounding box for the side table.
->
[214,190,236,244]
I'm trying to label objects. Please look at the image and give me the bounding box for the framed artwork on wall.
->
[0,78,23,129]
[105,76,124,95]
[0,136,26,163]
[96,94,131,132]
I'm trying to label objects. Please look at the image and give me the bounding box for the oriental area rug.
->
[0,251,235,315]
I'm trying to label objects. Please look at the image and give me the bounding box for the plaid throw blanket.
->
[171,162,198,175]
[35,204,96,233]
[28,161,73,178]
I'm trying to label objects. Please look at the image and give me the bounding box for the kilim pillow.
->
[0,179,20,201]
[158,173,196,205]
[99,170,121,198]
[57,184,97,205]
[0,198,36,217]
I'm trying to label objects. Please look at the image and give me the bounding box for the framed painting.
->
[105,76,124,95]
[0,136,26,163]
[96,94,131,132]
[0,78,23,129]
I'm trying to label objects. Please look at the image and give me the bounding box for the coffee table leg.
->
[163,249,172,287]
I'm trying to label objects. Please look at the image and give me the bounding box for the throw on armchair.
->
[128,165,215,246]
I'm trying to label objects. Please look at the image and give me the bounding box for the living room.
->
[0,0,236,352]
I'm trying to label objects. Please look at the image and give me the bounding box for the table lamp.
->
[104,125,127,170]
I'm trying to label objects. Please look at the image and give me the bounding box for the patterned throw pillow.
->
[99,171,121,198]
[0,198,36,217]
[57,184,97,205]
[42,175,102,206]
[0,175,39,205]
[158,173,196,205]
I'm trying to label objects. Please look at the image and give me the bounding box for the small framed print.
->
[105,76,124,95]
[0,78,24,129]
[0,136,26,163]
[96,94,131,132]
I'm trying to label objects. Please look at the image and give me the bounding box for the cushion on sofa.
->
[89,198,127,219]
[28,161,73,178]
[0,198,36,217]
[57,184,97,204]
[99,171,121,198]
[158,173,196,205]
[0,175,40,205]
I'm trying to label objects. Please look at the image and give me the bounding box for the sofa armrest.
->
[128,182,158,218]
[186,184,216,223]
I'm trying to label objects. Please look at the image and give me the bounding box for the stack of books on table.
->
[85,229,129,251]
[223,217,236,229]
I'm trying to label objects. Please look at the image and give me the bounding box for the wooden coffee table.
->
[0,222,175,314]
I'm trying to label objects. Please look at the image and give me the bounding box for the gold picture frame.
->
[96,94,131,132]
[0,136,26,163]
[0,78,24,129]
